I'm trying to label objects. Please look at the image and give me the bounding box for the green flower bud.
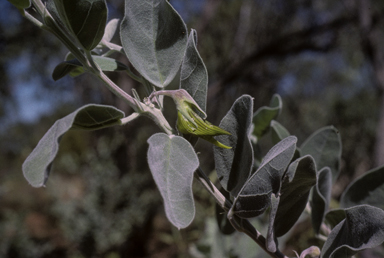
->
[149,89,232,149]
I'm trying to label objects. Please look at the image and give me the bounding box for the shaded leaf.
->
[53,0,108,50]
[301,126,341,181]
[147,133,198,229]
[23,105,125,187]
[7,0,30,9]
[311,167,332,235]
[180,29,208,114]
[325,209,346,230]
[340,165,384,210]
[321,205,384,258]
[52,56,128,81]
[230,136,297,218]
[270,120,290,144]
[120,0,188,88]
[214,95,254,196]
[215,188,235,235]
[274,155,317,237]
[253,94,282,139]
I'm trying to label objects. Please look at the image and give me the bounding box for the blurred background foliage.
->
[1,0,384,257]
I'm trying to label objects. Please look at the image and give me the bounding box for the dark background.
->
[1,0,384,257]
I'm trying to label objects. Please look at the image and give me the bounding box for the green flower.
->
[150,89,231,149]
[177,107,231,149]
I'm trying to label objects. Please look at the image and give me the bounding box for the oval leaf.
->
[180,29,208,113]
[253,94,282,139]
[120,0,188,87]
[321,205,384,258]
[54,0,108,50]
[301,126,341,181]
[274,155,317,237]
[311,167,332,235]
[230,136,297,218]
[213,95,254,196]
[340,165,384,210]
[147,133,198,229]
[22,104,125,187]
[103,18,119,42]
[52,56,129,81]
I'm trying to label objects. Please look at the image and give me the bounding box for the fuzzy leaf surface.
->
[230,136,297,218]
[312,167,332,234]
[147,133,198,229]
[321,205,384,258]
[103,18,119,42]
[214,95,254,196]
[121,0,187,87]
[23,105,125,187]
[340,165,384,210]
[252,94,282,139]
[274,155,317,237]
[325,209,346,229]
[301,126,341,181]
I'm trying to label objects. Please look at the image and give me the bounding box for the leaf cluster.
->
[9,0,384,257]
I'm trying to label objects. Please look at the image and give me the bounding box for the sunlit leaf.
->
[23,105,125,187]
[147,133,198,229]
[103,18,119,42]
[120,0,188,87]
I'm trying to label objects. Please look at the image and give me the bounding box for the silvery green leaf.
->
[230,136,297,218]
[340,165,384,210]
[147,133,198,229]
[103,18,119,42]
[120,0,188,87]
[23,105,125,187]
[321,205,384,258]
[214,95,254,196]
[301,126,341,182]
